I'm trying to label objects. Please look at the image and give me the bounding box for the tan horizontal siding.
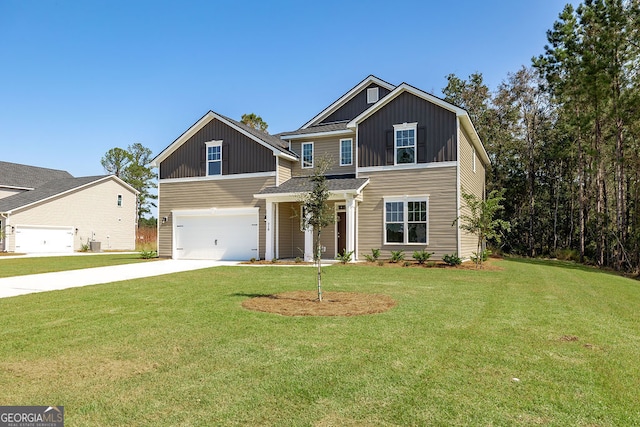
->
[289,135,356,177]
[459,128,486,258]
[6,179,136,251]
[358,167,458,260]
[277,158,292,185]
[158,176,275,258]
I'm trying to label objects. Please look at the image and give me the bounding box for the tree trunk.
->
[316,228,323,301]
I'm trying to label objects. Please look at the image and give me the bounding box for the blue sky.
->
[1,0,574,180]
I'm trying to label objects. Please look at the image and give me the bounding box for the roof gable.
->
[0,175,137,213]
[151,111,297,167]
[0,161,73,190]
[347,83,491,166]
[300,75,396,129]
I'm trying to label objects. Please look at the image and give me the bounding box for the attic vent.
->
[367,87,379,104]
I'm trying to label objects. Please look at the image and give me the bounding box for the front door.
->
[336,211,346,256]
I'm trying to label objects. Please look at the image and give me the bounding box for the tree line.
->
[444,0,640,273]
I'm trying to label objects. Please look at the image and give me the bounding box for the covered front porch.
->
[255,176,369,261]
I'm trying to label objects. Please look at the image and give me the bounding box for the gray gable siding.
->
[160,118,276,179]
[358,92,457,167]
[320,83,392,124]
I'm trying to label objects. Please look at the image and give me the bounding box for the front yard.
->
[0,253,154,278]
[0,259,638,425]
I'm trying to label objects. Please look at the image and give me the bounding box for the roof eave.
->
[151,111,294,167]
[301,75,396,129]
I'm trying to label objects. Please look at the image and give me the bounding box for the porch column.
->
[304,211,314,262]
[265,201,274,261]
[345,197,356,261]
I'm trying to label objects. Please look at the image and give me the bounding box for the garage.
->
[15,225,74,254]
[173,208,259,260]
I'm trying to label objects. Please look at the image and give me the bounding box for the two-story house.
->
[151,75,489,261]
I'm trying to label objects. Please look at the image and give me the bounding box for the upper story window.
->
[206,140,222,176]
[117,194,122,207]
[394,123,417,165]
[302,142,314,169]
[340,139,352,166]
[384,196,428,245]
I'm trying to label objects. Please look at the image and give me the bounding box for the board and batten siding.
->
[320,83,392,124]
[357,166,458,259]
[458,127,487,259]
[289,135,356,177]
[157,176,275,258]
[358,92,457,167]
[160,118,276,180]
[6,179,136,251]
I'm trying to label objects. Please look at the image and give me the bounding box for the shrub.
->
[139,250,157,259]
[271,258,278,264]
[249,257,257,263]
[336,250,354,264]
[403,261,412,267]
[294,257,302,263]
[426,261,436,268]
[389,250,405,263]
[412,249,434,264]
[377,260,385,267]
[363,248,381,262]
[442,253,462,266]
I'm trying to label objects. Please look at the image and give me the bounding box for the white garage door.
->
[174,208,258,260]
[15,225,74,254]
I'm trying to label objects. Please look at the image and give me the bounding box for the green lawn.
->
[1,259,639,426]
[0,254,151,278]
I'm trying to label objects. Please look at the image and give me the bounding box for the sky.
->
[1,0,575,181]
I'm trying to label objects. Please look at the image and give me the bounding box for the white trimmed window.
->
[340,138,352,166]
[394,122,417,165]
[302,142,314,169]
[384,196,428,244]
[117,194,123,207]
[206,140,222,176]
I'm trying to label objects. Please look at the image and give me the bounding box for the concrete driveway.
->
[0,259,238,299]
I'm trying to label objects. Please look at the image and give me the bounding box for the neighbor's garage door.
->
[15,225,74,254]
[174,208,258,260]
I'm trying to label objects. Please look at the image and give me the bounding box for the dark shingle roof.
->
[257,175,369,196]
[216,113,297,157]
[278,121,350,137]
[0,176,107,213]
[0,161,73,189]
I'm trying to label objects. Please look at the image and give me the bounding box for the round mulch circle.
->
[241,291,396,317]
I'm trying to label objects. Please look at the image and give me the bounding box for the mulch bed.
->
[241,291,396,317]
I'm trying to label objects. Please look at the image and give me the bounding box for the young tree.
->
[241,113,268,133]
[457,188,510,268]
[300,157,334,301]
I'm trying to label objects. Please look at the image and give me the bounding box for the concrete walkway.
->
[0,259,237,299]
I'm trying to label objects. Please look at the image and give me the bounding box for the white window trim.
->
[302,141,314,169]
[383,195,429,245]
[393,122,418,166]
[117,194,123,207]
[206,140,223,176]
[340,138,353,166]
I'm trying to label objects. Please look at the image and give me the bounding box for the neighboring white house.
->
[0,161,138,253]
